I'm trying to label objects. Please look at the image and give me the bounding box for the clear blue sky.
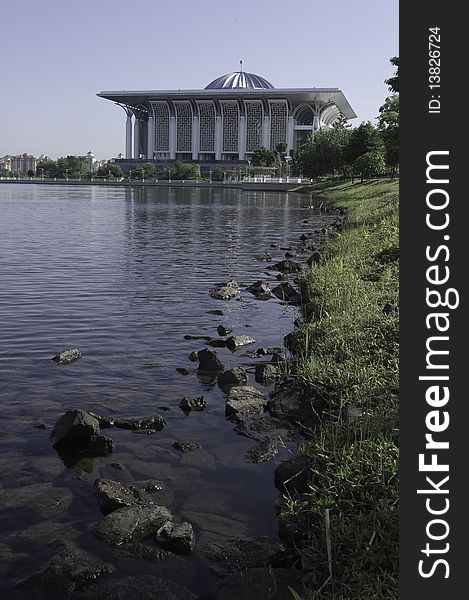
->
[0,0,398,160]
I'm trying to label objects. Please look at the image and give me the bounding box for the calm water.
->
[0,184,332,597]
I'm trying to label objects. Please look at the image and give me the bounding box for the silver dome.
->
[205,71,274,90]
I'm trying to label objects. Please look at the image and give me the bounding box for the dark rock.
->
[95,478,174,515]
[116,542,177,563]
[210,280,239,300]
[226,386,267,420]
[233,414,286,441]
[284,251,297,258]
[255,346,283,357]
[217,367,248,389]
[197,348,224,371]
[245,437,279,463]
[208,310,224,316]
[180,396,206,412]
[69,575,196,600]
[217,324,232,336]
[199,567,302,600]
[110,462,124,471]
[226,335,256,351]
[199,537,281,577]
[156,521,195,555]
[52,348,82,365]
[270,352,286,365]
[33,423,48,429]
[17,539,114,595]
[271,282,302,306]
[270,259,302,274]
[255,364,280,385]
[246,280,271,297]
[255,253,272,262]
[274,455,312,495]
[383,302,399,315]
[267,380,324,428]
[87,435,114,456]
[50,409,100,450]
[93,504,173,546]
[207,338,227,348]
[275,273,286,281]
[188,351,199,362]
[184,335,212,341]
[283,331,299,352]
[172,441,202,453]
[111,416,166,432]
[176,367,190,376]
[158,406,171,411]
[306,251,322,266]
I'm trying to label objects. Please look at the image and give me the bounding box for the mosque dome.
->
[205,71,274,90]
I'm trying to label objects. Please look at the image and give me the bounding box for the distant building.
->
[1,153,48,174]
[97,67,356,170]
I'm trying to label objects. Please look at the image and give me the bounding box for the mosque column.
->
[133,117,140,159]
[238,115,246,160]
[126,115,133,159]
[147,116,155,160]
[192,116,199,160]
[169,116,176,159]
[286,116,295,153]
[214,116,222,160]
[262,115,271,149]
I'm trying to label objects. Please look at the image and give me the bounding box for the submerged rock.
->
[110,416,166,432]
[156,521,195,555]
[52,348,82,365]
[210,280,239,300]
[226,335,256,351]
[225,386,267,420]
[217,324,232,336]
[246,280,271,298]
[179,396,206,412]
[93,504,173,547]
[172,441,201,453]
[17,539,114,595]
[217,367,248,390]
[245,436,279,463]
[69,575,196,600]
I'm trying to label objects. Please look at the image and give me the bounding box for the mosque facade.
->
[97,69,356,166]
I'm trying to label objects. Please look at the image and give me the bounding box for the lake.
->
[0,183,333,598]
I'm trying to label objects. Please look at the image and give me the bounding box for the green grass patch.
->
[286,180,399,600]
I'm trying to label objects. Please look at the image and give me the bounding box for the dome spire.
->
[240,59,244,73]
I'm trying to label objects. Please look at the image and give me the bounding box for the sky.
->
[0,0,398,161]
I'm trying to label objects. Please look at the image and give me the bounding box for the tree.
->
[344,121,384,167]
[36,158,58,178]
[169,161,200,180]
[250,146,277,167]
[27,169,35,177]
[95,163,123,178]
[385,56,399,94]
[130,162,158,179]
[56,156,88,179]
[377,95,399,176]
[353,151,386,182]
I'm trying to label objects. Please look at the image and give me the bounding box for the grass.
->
[284,179,399,600]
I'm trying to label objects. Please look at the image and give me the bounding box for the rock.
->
[270,259,302,274]
[176,367,190,376]
[207,338,227,348]
[274,455,312,495]
[255,363,280,385]
[50,409,100,450]
[116,542,178,563]
[17,539,114,595]
[172,441,201,453]
[179,396,206,412]
[383,302,398,315]
[95,479,140,514]
[226,386,267,420]
[226,335,256,351]
[267,380,324,428]
[87,435,114,456]
[33,423,48,429]
[210,280,239,300]
[217,368,248,389]
[217,324,232,336]
[255,346,283,357]
[245,437,279,463]
[199,567,302,600]
[156,521,195,555]
[184,335,212,341]
[93,504,173,546]
[285,251,297,258]
[52,348,82,364]
[111,416,166,432]
[246,280,271,298]
[270,352,286,365]
[197,348,224,371]
[306,251,322,266]
[199,537,281,577]
[271,282,302,305]
[188,351,199,362]
[208,310,224,316]
[69,575,196,600]
[255,253,272,262]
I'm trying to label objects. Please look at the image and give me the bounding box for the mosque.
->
[97,64,356,170]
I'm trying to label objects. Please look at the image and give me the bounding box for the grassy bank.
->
[287,180,399,599]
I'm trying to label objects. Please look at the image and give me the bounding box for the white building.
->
[97,68,356,166]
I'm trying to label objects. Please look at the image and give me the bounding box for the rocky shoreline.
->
[5,200,345,600]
